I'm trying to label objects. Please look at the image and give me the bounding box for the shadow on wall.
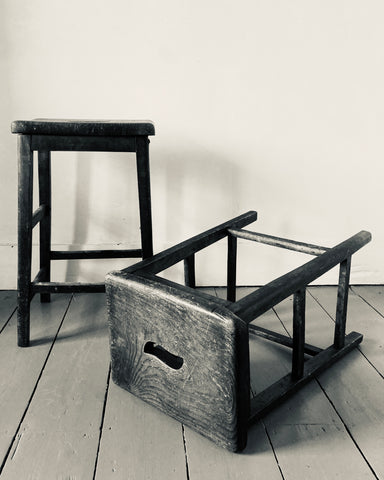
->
[63,144,242,282]
[152,144,243,244]
[63,151,139,282]
[64,155,90,282]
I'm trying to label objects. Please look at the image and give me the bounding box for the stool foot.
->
[17,300,30,347]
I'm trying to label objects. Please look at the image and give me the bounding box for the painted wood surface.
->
[0,287,382,479]
[311,285,384,375]
[95,382,188,479]
[318,351,384,479]
[1,294,110,480]
[184,422,283,480]
[229,288,376,479]
[308,286,384,478]
[271,289,382,479]
[268,423,374,480]
[352,285,384,316]
[0,295,71,465]
[0,291,17,331]
[352,285,384,373]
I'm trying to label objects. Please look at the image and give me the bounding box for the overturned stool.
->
[106,211,371,452]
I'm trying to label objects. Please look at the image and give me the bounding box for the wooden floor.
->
[0,286,383,479]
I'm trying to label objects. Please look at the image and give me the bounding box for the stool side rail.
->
[229,230,371,324]
[248,323,322,356]
[228,228,330,256]
[31,135,137,152]
[123,210,258,275]
[50,249,143,260]
[32,282,105,295]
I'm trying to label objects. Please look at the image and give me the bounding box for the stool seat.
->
[11,119,155,137]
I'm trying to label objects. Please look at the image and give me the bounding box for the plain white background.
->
[1,0,383,288]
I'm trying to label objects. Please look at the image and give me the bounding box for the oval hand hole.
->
[144,342,184,370]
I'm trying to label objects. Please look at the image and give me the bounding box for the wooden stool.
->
[12,118,155,347]
[106,211,371,452]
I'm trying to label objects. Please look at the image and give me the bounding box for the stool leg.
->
[136,136,153,259]
[184,254,196,288]
[38,151,51,302]
[334,256,351,349]
[17,135,34,347]
[227,234,237,302]
[292,288,306,380]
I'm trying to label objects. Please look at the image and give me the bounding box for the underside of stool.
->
[106,211,371,452]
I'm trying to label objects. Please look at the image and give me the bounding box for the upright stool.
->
[12,119,155,347]
[106,211,371,452]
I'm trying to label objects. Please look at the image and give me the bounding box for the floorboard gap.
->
[92,363,112,480]
[308,288,384,379]
[351,287,384,319]
[0,294,74,476]
[316,380,380,480]
[271,306,290,337]
[352,347,384,381]
[263,421,286,480]
[307,288,336,323]
[0,307,17,335]
[182,425,190,480]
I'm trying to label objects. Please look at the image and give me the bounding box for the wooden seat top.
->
[11,119,155,136]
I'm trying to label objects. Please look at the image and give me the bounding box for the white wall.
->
[1,0,383,289]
